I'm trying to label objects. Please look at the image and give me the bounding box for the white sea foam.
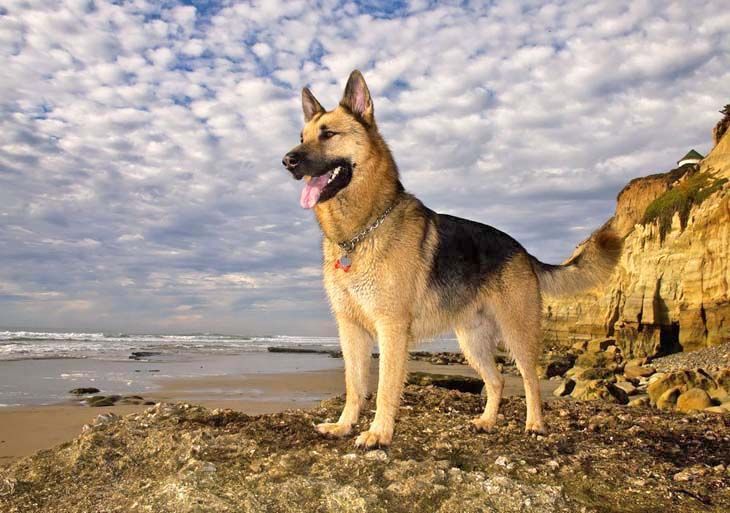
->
[0,330,340,361]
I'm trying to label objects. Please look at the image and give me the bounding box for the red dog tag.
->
[335,255,352,272]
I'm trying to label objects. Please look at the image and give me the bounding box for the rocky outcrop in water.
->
[544,122,730,358]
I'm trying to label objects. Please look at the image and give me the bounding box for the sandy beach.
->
[0,360,557,465]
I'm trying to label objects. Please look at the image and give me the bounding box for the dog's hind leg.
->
[316,317,373,438]
[492,265,546,434]
[454,311,504,431]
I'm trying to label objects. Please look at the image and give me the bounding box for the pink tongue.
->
[300,174,330,209]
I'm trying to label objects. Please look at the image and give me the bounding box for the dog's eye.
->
[321,130,336,139]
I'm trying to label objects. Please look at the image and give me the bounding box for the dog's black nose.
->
[282,152,301,170]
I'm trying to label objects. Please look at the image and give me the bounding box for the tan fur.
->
[288,70,620,448]
[535,222,623,297]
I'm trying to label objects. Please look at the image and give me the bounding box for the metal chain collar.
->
[336,200,400,254]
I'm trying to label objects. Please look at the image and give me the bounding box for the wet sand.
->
[0,361,557,466]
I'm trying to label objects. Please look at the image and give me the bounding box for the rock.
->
[673,465,707,482]
[406,372,483,394]
[571,380,628,405]
[624,365,656,380]
[626,357,648,368]
[128,351,162,360]
[540,354,576,378]
[568,366,616,381]
[571,341,588,353]
[656,386,682,411]
[575,350,618,370]
[69,387,101,395]
[3,386,730,512]
[552,379,575,397]
[704,406,729,414]
[647,369,717,404]
[587,339,615,353]
[628,395,651,408]
[676,388,713,413]
[364,450,388,462]
[614,381,637,396]
[85,395,121,407]
[714,368,730,390]
[587,414,616,432]
[119,395,148,405]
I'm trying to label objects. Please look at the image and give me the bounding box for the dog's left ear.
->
[340,70,374,125]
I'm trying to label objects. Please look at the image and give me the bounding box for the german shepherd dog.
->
[282,70,621,448]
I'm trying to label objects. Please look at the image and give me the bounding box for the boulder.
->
[713,368,730,390]
[704,406,729,414]
[571,380,628,405]
[552,379,575,397]
[708,387,730,403]
[626,357,648,368]
[540,354,576,378]
[624,365,656,380]
[614,381,637,396]
[568,366,616,381]
[575,350,618,370]
[628,395,650,408]
[676,388,713,413]
[647,369,717,405]
[586,339,615,353]
[406,372,483,394]
[86,395,121,407]
[656,386,682,411]
[69,387,101,395]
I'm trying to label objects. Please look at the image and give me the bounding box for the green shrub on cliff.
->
[642,170,727,241]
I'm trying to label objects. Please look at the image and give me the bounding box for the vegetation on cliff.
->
[641,169,727,241]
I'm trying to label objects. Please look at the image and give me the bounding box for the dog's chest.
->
[325,247,383,314]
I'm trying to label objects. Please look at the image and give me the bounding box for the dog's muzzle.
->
[282,152,304,179]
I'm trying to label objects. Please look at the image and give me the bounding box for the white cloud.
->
[0,0,728,334]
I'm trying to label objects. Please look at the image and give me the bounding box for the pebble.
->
[652,342,730,373]
[364,450,388,462]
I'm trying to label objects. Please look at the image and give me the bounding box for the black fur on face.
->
[284,146,354,204]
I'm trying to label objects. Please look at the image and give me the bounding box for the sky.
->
[1,0,729,336]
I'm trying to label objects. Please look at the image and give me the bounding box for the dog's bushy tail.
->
[533,224,623,297]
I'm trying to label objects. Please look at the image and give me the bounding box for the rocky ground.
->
[1,384,729,513]
[544,338,730,414]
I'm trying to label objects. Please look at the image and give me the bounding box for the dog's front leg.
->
[316,317,372,438]
[355,321,409,448]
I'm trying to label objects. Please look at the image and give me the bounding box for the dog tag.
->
[335,255,352,272]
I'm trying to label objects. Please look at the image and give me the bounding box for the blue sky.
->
[1,0,729,335]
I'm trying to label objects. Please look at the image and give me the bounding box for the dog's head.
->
[283,70,384,209]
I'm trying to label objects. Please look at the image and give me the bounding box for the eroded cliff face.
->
[544,130,730,358]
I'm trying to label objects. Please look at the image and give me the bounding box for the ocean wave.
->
[0,330,340,361]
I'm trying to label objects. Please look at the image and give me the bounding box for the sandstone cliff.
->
[544,127,730,358]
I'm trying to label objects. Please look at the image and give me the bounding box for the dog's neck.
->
[314,154,402,245]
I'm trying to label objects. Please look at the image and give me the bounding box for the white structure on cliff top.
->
[677,149,704,167]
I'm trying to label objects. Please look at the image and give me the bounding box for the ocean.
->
[0,330,458,406]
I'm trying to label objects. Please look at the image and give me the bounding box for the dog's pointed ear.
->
[302,88,324,122]
[340,70,373,125]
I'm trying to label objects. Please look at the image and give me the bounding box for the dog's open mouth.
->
[299,162,352,209]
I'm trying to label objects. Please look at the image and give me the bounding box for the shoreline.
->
[0,361,558,466]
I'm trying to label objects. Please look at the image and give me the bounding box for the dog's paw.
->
[315,422,352,438]
[355,429,392,449]
[524,421,546,435]
[471,417,497,432]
